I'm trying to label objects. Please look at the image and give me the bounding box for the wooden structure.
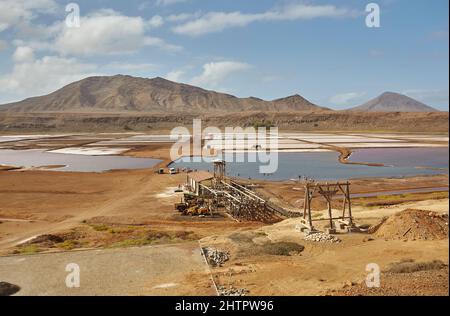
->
[183,160,306,223]
[186,171,214,195]
[213,159,226,188]
[302,181,354,233]
[185,160,290,223]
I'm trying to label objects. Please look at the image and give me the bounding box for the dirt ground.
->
[0,242,216,296]
[329,267,449,296]
[0,140,448,296]
[199,216,449,296]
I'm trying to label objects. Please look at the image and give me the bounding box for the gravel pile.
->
[203,247,230,267]
[303,232,342,243]
[217,286,249,296]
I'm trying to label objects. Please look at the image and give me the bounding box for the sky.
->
[0,0,448,110]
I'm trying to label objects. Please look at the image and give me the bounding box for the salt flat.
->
[287,137,403,143]
[336,143,447,148]
[0,135,69,143]
[48,147,130,156]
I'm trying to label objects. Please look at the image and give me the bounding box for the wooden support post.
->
[342,196,347,219]
[307,189,313,230]
[303,184,309,220]
[327,199,334,229]
[346,182,353,225]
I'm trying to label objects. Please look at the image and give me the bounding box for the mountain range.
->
[0,75,440,113]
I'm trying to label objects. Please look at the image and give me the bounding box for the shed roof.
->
[188,171,214,182]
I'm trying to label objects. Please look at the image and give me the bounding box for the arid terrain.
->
[0,111,448,133]
[0,131,448,296]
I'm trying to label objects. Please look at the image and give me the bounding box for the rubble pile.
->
[203,247,230,267]
[217,286,249,296]
[303,232,342,243]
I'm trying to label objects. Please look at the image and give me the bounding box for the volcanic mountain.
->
[350,92,439,112]
[0,75,329,113]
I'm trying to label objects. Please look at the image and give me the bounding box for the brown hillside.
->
[0,75,326,113]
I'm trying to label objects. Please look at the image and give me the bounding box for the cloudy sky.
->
[0,0,448,109]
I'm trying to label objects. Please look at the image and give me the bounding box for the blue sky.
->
[0,0,448,110]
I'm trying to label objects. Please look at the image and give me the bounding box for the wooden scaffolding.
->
[213,160,226,188]
[194,160,283,223]
[302,181,354,233]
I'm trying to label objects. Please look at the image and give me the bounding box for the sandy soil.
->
[0,242,216,296]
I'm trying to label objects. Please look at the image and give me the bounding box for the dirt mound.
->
[374,209,449,240]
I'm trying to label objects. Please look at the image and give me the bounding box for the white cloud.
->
[167,13,199,22]
[12,46,35,63]
[0,0,58,32]
[173,4,351,36]
[166,70,185,82]
[261,75,282,83]
[157,0,189,6]
[52,10,181,56]
[0,55,98,103]
[190,61,251,89]
[330,92,366,106]
[0,56,164,103]
[103,62,157,72]
[148,15,164,28]
[142,37,182,53]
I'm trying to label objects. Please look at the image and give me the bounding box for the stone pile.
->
[217,286,249,296]
[303,232,342,243]
[203,247,230,267]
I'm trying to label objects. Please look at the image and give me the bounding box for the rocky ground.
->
[329,266,449,296]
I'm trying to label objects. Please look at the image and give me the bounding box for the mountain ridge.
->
[0,75,329,113]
